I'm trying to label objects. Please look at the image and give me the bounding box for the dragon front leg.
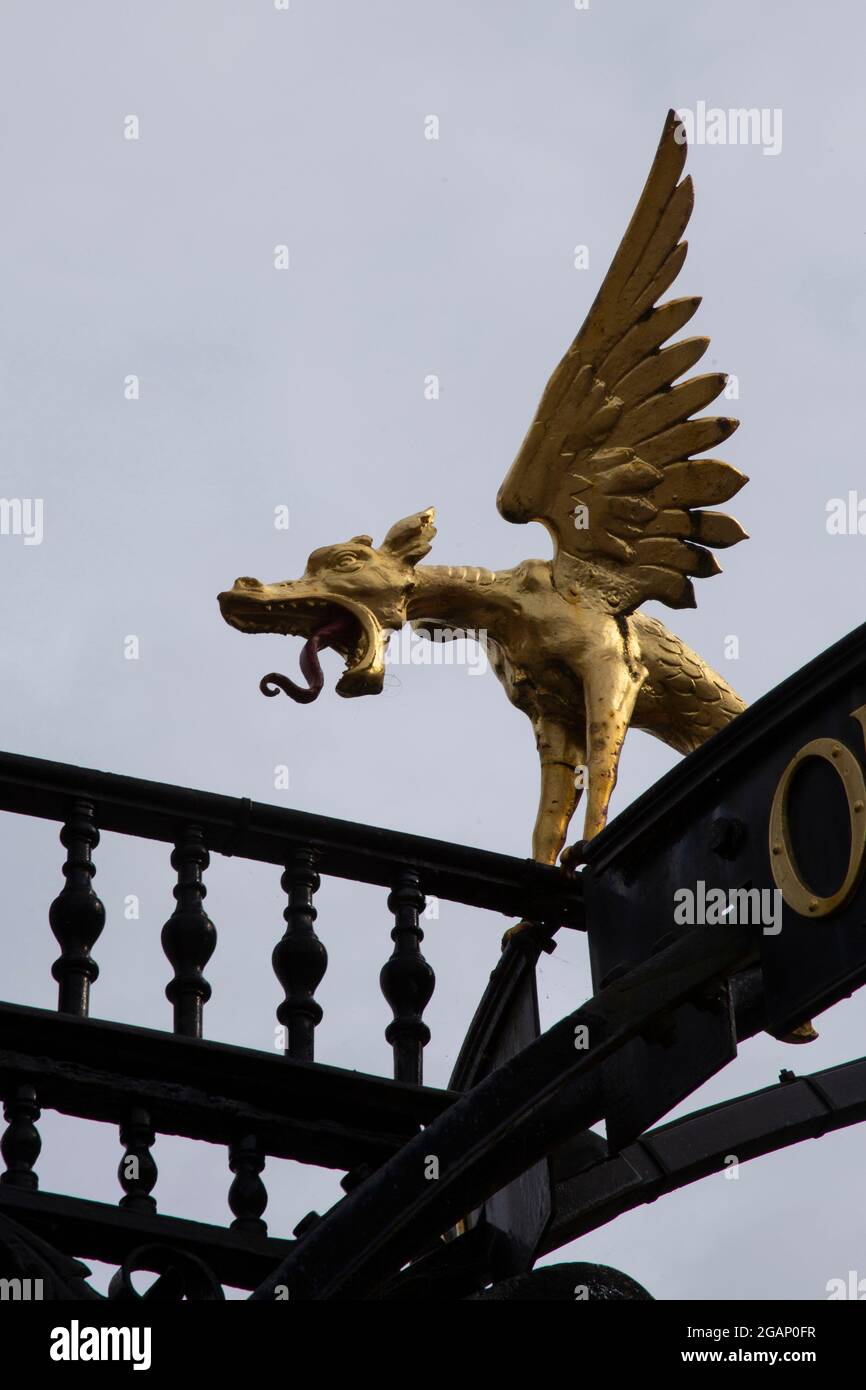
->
[573,651,647,851]
[531,721,586,865]
[501,721,585,949]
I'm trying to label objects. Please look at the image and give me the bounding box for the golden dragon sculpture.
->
[219,110,749,877]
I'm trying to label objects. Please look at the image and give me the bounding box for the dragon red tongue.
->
[259,611,358,704]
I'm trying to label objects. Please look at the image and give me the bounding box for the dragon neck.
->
[406,564,512,638]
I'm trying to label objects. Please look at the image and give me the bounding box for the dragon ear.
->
[380,508,437,564]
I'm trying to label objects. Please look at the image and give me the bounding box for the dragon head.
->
[217,509,437,700]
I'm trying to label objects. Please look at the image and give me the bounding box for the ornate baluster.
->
[274,848,327,1062]
[161,826,216,1038]
[118,1108,158,1214]
[381,869,435,1085]
[228,1134,267,1235]
[49,801,106,1016]
[0,1085,41,1190]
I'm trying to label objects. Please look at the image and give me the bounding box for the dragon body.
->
[219,111,750,870]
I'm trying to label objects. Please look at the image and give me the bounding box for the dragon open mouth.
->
[258,605,363,703]
[217,584,385,700]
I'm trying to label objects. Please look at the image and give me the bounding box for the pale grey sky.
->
[2,0,865,1299]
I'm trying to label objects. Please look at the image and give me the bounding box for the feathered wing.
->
[497,109,748,614]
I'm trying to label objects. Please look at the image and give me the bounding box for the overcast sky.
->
[2,0,866,1300]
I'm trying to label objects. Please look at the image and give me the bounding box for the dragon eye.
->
[335,553,361,570]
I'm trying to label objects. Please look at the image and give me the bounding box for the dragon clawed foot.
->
[559,840,588,875]
[500,921,557,954]
[777,1021,819,1045]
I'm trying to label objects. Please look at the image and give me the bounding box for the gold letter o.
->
[769,738,866,918]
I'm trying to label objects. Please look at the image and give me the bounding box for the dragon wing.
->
[497,109,747,614]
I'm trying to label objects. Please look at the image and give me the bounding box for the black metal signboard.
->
[584,621,866,1150]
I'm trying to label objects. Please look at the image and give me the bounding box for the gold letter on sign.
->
[769,706,866,918]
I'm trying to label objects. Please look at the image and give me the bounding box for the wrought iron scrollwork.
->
[108,1244,225,1301]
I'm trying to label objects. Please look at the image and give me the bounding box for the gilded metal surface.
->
[219,111,748,869]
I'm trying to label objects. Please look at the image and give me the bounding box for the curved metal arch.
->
[543,1053,866,1256]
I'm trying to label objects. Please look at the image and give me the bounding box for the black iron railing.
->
[5,731,866,1297]
[0,748,584,1291]
[0,748,584,1061]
